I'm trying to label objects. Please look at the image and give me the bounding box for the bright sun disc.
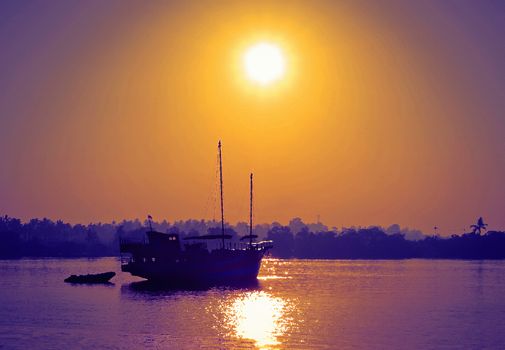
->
[244,43,285,85]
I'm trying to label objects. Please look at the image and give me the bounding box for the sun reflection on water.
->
[222,291,291,349]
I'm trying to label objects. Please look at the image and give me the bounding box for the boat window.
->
[152,257,156,262]
[143,258,146,263]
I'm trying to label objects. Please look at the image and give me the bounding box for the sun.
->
[243,42,286,85]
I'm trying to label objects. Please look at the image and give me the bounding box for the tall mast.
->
[218,141,225,248]
[249,173,253,249]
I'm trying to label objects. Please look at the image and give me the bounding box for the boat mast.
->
[218,141,225,248]
[249,173,253,249]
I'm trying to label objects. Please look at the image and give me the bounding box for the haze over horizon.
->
[1,1,504,235]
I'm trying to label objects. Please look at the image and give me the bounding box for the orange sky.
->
[1,1,504,234]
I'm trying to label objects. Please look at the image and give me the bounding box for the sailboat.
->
[119,141,273,285]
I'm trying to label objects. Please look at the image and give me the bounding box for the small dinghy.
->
[64,271,115,284]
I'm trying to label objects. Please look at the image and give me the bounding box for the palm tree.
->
[470,217,488,235]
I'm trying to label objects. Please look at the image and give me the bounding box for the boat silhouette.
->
[119,141,273,286]
[64,271,115,284]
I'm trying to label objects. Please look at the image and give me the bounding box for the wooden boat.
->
[119,141,273,286]
[64,271,115,284]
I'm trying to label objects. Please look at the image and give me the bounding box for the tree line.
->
[1,215,504,259]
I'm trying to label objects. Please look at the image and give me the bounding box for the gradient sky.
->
[1,1,504,234]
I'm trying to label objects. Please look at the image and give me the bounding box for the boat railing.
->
[182,238,273,251]
[218,240,273,251]
[255,240,274,250]
[120,236,273,254]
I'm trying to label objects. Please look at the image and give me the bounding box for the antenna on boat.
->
[249,173,253,249]
[218,141,225,248]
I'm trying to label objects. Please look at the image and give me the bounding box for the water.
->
[1,258,505,349]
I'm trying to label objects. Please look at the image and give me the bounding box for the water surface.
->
[1,258,504,349]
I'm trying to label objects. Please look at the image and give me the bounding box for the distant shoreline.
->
[2,216,505,260]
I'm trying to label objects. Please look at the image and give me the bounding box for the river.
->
[1,258,504,349]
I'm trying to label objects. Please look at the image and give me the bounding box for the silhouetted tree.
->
[470,217,488,235]
[2,215,505,260]
[267,226,294,258]
[288,217,307,235]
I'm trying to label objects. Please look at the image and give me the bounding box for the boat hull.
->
[64,272,116,284]
[122,248,265,286]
